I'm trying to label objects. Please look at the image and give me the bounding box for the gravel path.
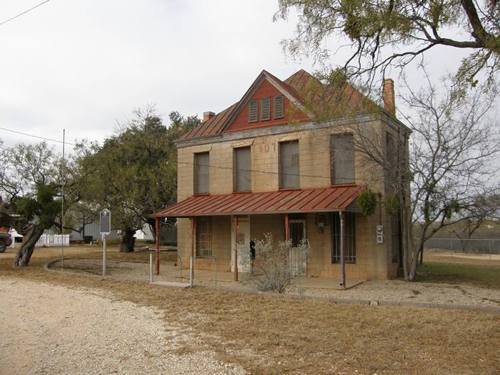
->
[0,278,244,375]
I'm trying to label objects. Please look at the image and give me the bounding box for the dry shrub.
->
[252,233,308,293]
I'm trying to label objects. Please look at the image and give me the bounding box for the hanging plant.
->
[385,194,400,216]
[358,188,377,216]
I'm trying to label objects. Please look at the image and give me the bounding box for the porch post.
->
[191,216,196,283]
[155,216,160,275]
[339,211,346,289]
[284,214,290,241]
[234,216,239,282]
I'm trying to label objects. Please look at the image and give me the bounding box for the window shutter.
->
[260,97,271,121]
[331,134,355,184]
[248,100,258,122]
[279,140,300,189]
[194,152,209,194]
[234,147,251,192]
[273,95,284,119]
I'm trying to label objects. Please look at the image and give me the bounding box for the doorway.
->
[288,218,307,276]
[231,216,251,273]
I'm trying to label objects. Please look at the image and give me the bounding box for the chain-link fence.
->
[425,238,500,254]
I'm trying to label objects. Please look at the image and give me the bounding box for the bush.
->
[252,233,308,293]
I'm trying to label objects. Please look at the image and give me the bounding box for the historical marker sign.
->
[99,209,111,234]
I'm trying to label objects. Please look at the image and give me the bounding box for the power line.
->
[176,160,333,181]
[0,0,52,28]
[0,126,76,146]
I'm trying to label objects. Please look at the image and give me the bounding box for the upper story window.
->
[233,146,251,192]
[194,152,209,194]
[273,95,284,119]
[260,97,271,121]
[279,140,299,189]
[248,100,258,122]
[330,134,355,185]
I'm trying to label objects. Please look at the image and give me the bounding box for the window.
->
[196,217,212,257]
[260,97,271,121]
[248,100,258,122]
[385,132,397,193]
[233,147,251,192]
[331,134,355,185]
[279,140,299,189]
[194,152,209,194]
[391,213,401,264]
[273,95,284,119]
[331,212,356,263]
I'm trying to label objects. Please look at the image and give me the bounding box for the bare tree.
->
[353,70,499,279]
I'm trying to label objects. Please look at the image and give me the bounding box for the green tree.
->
[276,0,499,89]
[0,142,72,266]
[78,108,198,252]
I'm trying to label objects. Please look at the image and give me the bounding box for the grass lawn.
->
[1,247,499,374]
[417,261,500,289]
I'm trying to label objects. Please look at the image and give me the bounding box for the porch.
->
[154,186,372,287]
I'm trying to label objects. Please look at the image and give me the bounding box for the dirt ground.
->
[1,246,500,374]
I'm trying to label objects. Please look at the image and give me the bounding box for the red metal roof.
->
[154,185,362,218]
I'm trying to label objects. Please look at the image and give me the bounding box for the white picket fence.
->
[35,234,70,247]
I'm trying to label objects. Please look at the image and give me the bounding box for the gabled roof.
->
[181,69,377,142]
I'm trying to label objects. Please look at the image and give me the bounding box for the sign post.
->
[99,209,111,276]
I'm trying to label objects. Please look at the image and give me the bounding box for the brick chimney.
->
[383,78,396,116]
[203,111,215,121]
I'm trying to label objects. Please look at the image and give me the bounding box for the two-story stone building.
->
[154,69,410,283]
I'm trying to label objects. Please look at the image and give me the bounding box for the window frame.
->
[233,146,252,193]
[193,152,210,195]
[279,140,300,190]
[330,133,355,185]
[196,217,212,257]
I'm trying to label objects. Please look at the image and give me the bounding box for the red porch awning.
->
[154,185,362,218]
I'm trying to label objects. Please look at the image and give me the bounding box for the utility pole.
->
[61,129,65,269]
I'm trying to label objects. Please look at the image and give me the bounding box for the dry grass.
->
[1,247,499,374]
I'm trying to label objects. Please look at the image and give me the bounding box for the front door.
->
[231,216,251,273]
[289,219,307,276]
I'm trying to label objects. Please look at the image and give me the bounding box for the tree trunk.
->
[13,225,45,267]
[120,228,135,252]
[418,246,424,265]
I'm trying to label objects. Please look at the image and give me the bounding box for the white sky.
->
[0,0,491,152]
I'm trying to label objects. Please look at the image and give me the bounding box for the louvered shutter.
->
[260,97,271,120]
[273,95,284,119]
[248,100,258,122]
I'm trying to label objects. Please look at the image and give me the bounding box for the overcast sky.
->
[0,0,488,152]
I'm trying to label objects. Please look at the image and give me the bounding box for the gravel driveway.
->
[0,278,244,375]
